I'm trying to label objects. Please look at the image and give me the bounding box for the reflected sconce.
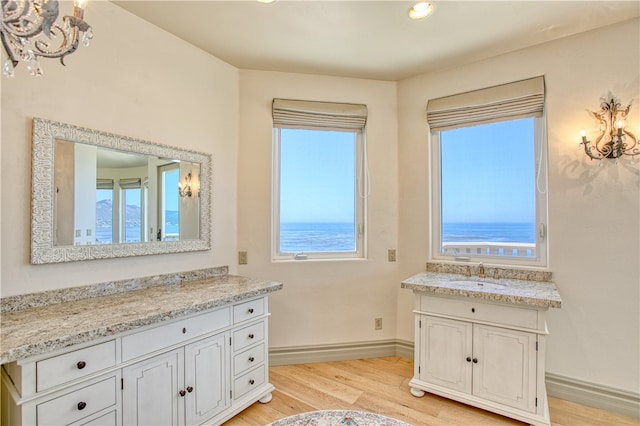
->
[1,0,93,77]
[580,97,638,161]
[178,172,193,198]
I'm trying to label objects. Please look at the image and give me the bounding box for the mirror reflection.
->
[31,117,211,264]
[54,141,200,246]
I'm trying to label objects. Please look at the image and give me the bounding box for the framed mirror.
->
[31,118,212,264]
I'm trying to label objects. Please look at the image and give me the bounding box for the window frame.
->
[429,115,548,267]
[271,126,367,261]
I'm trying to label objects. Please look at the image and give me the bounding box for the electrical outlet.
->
[374,317,383,330]
[388,249,396,262]
[238,251,248,265]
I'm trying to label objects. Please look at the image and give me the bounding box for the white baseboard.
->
[545,372,639,419]
[269,339,413,366]
[269,340,639,419]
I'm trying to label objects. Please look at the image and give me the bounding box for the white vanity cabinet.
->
[1,340,121,426]
[1,295,274,426]
[410,293,551,426]
[122,332,230,426]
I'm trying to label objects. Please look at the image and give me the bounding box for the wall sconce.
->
[1,0,93,77]
[580,97,638,160]
[178,172,193,198]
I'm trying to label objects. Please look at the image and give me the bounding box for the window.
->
[272,99,367,260]
[427,77,547,265]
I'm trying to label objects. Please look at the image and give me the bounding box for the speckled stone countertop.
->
[0,267,283,365]
[401,263,561,309]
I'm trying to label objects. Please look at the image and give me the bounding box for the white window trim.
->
[428,116,548,268]
[271,127,367,262]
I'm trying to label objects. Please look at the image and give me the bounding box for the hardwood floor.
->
[223,357,638,426]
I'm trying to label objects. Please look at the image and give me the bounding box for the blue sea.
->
[443,222,535,243]
[280,222,356,252]
[279,222,534,253]
[95,224,179,243]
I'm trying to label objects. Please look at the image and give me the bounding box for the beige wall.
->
[237,70,402,347]
[397,18,640,394]
[1,0,637,400]
[0,2,239,296]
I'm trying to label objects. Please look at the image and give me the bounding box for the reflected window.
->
[159,165,180,241]
[120,178,143,243]
[96,180,113,244]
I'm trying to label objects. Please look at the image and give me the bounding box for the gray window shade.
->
[273,98,368,130]
[119,178,141,189]
[426,76,545,131]
[96,179,113,190]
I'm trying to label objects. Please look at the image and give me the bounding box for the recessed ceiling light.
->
[409,2,434,20]
[257,0,277,3]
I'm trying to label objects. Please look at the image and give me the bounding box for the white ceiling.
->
[114,1,639,81]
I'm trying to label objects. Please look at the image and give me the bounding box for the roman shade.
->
[119,178,141,189]
[426,76,545,131]
[96,179,113,190]
[273,98,368,130]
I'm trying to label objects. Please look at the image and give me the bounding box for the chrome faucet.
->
[478,262,485,278]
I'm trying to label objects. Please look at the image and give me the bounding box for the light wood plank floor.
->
[223,357,638,426]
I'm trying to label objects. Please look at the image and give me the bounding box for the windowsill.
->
[271,257,368,264]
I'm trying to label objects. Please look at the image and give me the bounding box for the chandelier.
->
[580,97,639,161]
[1,0,92,77]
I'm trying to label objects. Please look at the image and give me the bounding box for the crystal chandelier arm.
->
[2,0,51,39]
[33,21,79,60]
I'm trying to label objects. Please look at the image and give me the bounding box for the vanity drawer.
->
[122,307,230,361]
[420,295,538,330]
[233,365,266,400]
[36,376,117,426]
[36,341,116,391]
[233,343,265,376]
[233,298,265,324]
[233,321,265,352]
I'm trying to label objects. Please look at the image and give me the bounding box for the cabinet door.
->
[420,316,472,393]
[184,332,230,425]
[122,348,184,426]
[472,324,537,412]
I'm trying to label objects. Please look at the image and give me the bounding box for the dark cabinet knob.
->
[248,334,254,339]
[179,390,186,397]
[76,361,86,369]
[182,328,187,334]
[77,401,87,410]
[249,356,255,362]
[187,386,194,393]
[249,379,255,385]
[466,357,472,363]
[471,308,475,313]
[473,358,478,363]
[248,308,254,314]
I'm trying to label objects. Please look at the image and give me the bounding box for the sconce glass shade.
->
[580,97,638,160]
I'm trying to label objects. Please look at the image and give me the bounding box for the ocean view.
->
[280,222,356,252]
[279,222,535,253]
[443,222,535,243]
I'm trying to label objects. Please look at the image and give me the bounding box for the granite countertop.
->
[0,271,283,365]
[401,263,562,309]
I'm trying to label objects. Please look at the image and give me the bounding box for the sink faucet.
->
[478,262,485,278]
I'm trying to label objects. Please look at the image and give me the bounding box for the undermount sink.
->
[448,280,508,291]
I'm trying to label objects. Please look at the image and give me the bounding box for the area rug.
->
[267,409,412,426]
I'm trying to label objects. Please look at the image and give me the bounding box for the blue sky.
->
[279,129,356,223]
[440,118,535,224]
[278,120,535,225]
